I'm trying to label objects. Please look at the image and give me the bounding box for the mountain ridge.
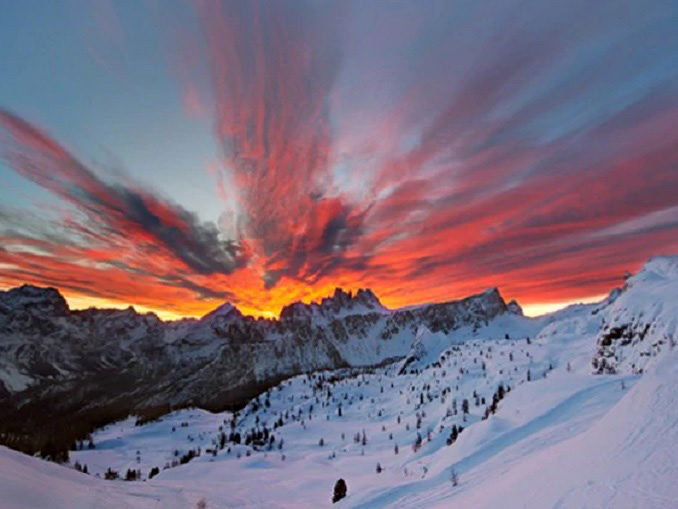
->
[0,283,512,323]
[0,281,520,458]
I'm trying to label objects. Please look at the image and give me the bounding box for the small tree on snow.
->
[450,467,459,486]
[412,432,422,452]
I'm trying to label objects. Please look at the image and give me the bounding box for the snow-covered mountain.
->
[0,285,515,396]
[0,281,519,455]
[0,256,676,508]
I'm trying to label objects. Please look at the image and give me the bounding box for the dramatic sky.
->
[0,0,677,319]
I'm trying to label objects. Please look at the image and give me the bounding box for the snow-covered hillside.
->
[435,348,678,509]
[1,256,677,508]
[4,344,676,508]
[0,443,211,509]
[591,256,678,374]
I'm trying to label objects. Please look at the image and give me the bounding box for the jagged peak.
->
[332,287,351,299]
[482,287,501,297]
[202,302,242,322]
[507,299,523,316]
[280,287,385,320]
[463,287,506,309]
[355,288,382,306]
[320,287,383,311]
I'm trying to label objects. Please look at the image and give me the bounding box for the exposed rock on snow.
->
[591,256,678,374]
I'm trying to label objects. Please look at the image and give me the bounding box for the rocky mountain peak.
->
[507,299,523,316]
[0,284,69,315]
[202,302,242,322]
[279,287,386,321]
[279,301,315,321]
[354,288,383,308]
[319,287,384,314]
[480,287,502,302]
[463,287,508,316]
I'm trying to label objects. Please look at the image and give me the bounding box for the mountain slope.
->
[0,444,206,509]
[426,349,678,509]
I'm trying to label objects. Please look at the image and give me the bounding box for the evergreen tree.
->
[413,432,422,452]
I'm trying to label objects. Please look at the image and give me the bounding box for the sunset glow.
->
[1,0,676,319]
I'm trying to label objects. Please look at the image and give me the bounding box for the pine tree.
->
[413,432,422,452]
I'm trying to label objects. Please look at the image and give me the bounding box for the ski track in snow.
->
[351,375,637,508]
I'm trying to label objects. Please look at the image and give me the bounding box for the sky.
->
[0,0,676,319]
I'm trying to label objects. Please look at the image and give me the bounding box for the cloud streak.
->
[0,108,247,313]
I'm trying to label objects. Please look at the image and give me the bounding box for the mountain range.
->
[0,256,675,462]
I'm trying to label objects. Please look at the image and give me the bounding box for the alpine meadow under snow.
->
[1,256,677,508]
